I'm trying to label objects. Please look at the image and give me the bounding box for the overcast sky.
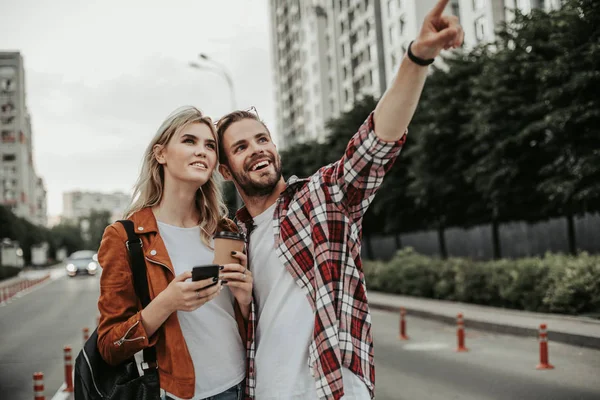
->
[0,0,276,217]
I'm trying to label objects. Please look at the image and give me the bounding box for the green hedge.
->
[363,248,600,316]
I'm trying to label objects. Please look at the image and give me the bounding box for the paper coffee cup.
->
[213,231,245,265]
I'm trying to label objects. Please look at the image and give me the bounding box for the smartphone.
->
[192,264,220,286]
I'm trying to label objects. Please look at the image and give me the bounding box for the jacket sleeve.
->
[96,224,159,366]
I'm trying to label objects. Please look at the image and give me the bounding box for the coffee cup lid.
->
[214,231,245,241]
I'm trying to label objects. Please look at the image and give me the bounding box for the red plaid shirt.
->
[238,113,406,399]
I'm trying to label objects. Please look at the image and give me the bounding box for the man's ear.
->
[153,144,166,164]
[219,164,233,181]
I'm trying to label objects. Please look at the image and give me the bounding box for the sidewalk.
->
[368,291,600,350]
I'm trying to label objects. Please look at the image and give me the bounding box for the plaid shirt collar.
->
[235,175,308,225]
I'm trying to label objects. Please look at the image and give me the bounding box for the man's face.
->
[219,118,282,197]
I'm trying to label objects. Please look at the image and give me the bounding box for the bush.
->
[363,248,600,316]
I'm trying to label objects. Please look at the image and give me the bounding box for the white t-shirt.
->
[157,222,245,400]
[251,204,370,400]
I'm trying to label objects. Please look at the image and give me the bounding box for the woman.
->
[97,106,252,400]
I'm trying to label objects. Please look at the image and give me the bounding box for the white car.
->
[65,250,100,277]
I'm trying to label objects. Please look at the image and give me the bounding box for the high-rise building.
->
[269,0,447,148]
[62,191,131,222]
[457,0,564,47]
[0,51,47,226]
[269,0,564,149]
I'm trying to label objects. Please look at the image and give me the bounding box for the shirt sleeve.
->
[320,111,407,221]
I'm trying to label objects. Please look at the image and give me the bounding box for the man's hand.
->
[411,0,464,60]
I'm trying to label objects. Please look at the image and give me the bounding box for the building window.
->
[0,79,14,92]
[2,154,16,162]
[516,0,532,13]
[389,25,395,43]
[388,0,394,15]
[452,2,461,19]
[1,130,15,142]
[472,0,485,10]
[399,17,405,35]
[474,17,487,42]
[397,0,402,9]
[345,89,350,103]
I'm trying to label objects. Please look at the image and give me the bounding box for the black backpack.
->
[74,220,161,399]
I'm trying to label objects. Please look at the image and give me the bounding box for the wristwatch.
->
[407,41,435,66]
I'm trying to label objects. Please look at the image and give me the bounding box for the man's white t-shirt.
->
[157,222,245,400]
[251,204,370,399]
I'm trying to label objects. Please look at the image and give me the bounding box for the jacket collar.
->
[128,207,159,234]
[128,207,174,276]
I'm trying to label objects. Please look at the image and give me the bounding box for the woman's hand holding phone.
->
[164,271,222,313]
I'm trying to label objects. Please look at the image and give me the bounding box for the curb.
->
[369,302,600,350]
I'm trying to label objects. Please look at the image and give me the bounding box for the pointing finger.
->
[430,0,450,18]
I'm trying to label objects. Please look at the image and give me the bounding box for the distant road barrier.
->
[0,274,50,305]
[397,308,557,370]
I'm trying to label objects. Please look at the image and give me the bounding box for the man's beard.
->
[231,154,282,198]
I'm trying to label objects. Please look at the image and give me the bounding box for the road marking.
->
[402,342,450,351]
[51,383,72,400]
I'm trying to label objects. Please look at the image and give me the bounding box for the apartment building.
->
[270,0,563,148]
[0,51,47,226]
[62,190,130,221]
[270,0,444,147]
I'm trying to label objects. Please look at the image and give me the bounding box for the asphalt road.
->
[1,267,599,399]
[372,308,600,400]
[0,267,99,399]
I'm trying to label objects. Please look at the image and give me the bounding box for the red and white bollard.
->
[33,372,45,400]
[536,324,555,370]
[456,313,469,352]
[399,308,409,340]
[83,327,90,342]
[63,346,74,392]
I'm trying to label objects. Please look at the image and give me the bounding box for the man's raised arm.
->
[374,0,464,142]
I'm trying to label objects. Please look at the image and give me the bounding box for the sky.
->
[0,0,277,217]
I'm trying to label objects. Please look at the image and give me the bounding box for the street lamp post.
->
[189,55,242,211]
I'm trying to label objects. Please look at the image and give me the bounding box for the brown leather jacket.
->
[97,207,246,399]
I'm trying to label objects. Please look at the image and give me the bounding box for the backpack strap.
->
[117,220,157,370]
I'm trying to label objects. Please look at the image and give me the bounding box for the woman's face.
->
[157,122,218,187]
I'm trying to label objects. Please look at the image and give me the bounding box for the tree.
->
[532,0,600,253]
[464,12,561,258]
[49,223,85,256]
[82,210,112,251]
[408,50,488,258]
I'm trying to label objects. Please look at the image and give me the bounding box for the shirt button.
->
[150,250,157,256]
[138,227,144,231]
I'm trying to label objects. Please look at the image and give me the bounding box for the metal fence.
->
[363,213,600,261]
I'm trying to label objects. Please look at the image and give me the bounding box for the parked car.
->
[66,250,100,277]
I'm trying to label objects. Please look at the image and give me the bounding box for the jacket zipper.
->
[114,320,146,346]
[145,257,174,277]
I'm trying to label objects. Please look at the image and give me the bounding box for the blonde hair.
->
[124,106,228,247]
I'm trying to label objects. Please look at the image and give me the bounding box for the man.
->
[216,1,463,398]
